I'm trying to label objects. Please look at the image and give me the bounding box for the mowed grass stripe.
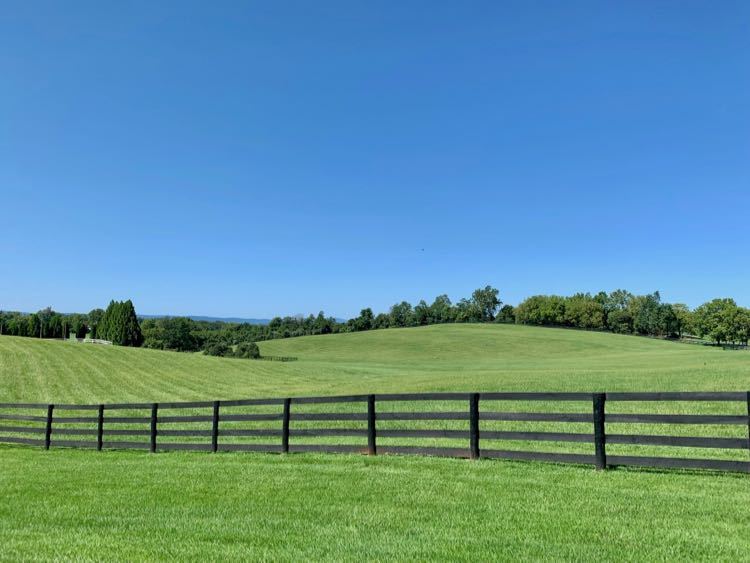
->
[2,325,750,405]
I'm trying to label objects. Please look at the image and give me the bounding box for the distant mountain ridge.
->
[139,314,271,325]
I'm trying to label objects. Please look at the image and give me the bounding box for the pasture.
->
[2,324,749,403]
[1,325,749,560]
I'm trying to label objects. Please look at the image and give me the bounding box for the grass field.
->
[2,324,750,403]
[1,325,749,560]
[3,449,749,561]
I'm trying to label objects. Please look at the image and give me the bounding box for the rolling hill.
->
[2,324,750,560]
[0,323,747,404]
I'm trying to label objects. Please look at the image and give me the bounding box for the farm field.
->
[1,324,750,560]
[2,324,750,403]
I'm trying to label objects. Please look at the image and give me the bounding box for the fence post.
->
[150,403,158,453]
[282,398,291,454]
[593,393,607,470]
[44,404,54,450]
[211,400,220,453]
[367,394,377,455]
[746,391,750,455]
[97,404,104,451]
[470,393,480,459]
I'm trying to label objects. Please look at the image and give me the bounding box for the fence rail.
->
[1,391,749,473]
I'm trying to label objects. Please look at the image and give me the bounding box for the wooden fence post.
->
[746,391,750,455]
[44,404,54,450]
[211,400,220,453]
[593,393,607,470]
[97,404,104,451]
[470,393,480,459]
[367,394,377,455]
[282,398,291,454]
[150,403,158,453]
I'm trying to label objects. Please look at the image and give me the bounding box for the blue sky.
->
[1,1,748,318]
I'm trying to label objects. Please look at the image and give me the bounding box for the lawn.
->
[1,325,749,560]
[2,448,749,561]
[2,324,749,404]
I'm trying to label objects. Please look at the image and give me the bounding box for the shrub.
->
[204,341,231,357]
[234,341,260,359]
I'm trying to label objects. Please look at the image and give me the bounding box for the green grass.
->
[2,324,749,404]
[2,449,749,561]
[1,325,749,560]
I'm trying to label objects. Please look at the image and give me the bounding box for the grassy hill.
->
[2,325,749,560]
[1,324,748,404]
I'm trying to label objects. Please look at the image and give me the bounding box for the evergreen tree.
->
[98,300,115,341]
[98,300,142,346]
[122,300,143,346]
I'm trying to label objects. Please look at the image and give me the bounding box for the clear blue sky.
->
[1,1,748,318]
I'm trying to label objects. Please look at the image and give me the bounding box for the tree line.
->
[1,286,748,354]
[509,291,749,345]
[0,300,142,346]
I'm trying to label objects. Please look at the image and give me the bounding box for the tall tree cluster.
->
[97,300,143,346]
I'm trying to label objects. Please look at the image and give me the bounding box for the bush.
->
[234,341,260,359]
[204,341,231,357]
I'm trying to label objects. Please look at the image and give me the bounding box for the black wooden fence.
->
[1,392,749,473]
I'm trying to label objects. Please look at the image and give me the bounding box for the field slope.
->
[1,324,749,403]
[1,325,749,560]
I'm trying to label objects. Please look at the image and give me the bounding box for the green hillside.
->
[1,324,748,404]
[2,325,750,560]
